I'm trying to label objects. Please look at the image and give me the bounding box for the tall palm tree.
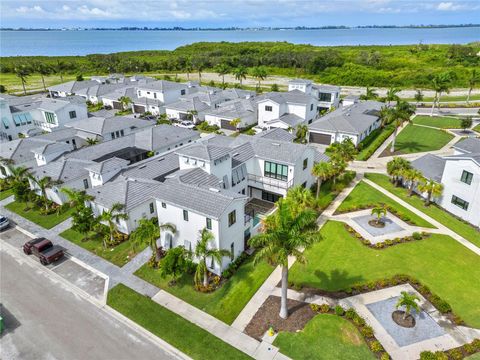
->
[385,87,400,106]
[233,66,248,86]
[466,69,478,105]
[249,199,322,319]
[36,63,52,92]
[360,87,378,100]
[61,187,94,208]
[215,63,230,87]
[294,124,308,144]
[29,175,63,212]
[371,205,387,225]
[379,106,393,128]
[417,179,443,206]
[430,73,451,116]
[284,186,314,215]
[184,59,193,81]
[131,218,176,261]
[99,203,129,248]
[387,157,411,186]
[193,228,231,287]
[390,101,416,153]
[4,164,31,202]
[250,66,268,91]
[401,168,424,196]
[311,161,333,199]
[396,291,420,319]
[54,60,66,82]
[118,96,132,111]
[15,65,31,95]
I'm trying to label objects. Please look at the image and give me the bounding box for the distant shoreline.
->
[2,24,480,31]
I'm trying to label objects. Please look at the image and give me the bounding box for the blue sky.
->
[1,0,480,28]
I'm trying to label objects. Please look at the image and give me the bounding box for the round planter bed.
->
[392,310,416,328]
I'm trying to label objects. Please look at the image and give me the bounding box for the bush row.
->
[336,203,418,226]
[420,338,480,360]
[356,125,395,161]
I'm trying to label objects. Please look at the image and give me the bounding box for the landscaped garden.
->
[107,284,251,360]
[473,124,480,134]
[335,181,434,228]
[0,188,13,200]
[135,254,274,324]
[411,115,463,129]
[382,124,454,156]
[5,200,74,229]
[273,314,375,360]
[365,173,480,248]
[356,124,395,161]
[315,170,356,211]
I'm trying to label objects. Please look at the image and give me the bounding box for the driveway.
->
[0,236,181,360]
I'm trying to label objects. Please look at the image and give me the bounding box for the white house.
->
[288,79,341,112]
[204,98,257,130]
[308,101,383,146]
[48,80,101,98]
[411,138,480,227]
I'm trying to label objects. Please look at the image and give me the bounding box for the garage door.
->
[221,119,237,130]
[112,101,123,110]
[133,105,146,113]
[309,132,332,145]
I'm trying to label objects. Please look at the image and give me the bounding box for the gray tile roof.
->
[48,80,100,93]
[66,116,152,136]
[176,143,231,162]
[411,154,446,182]
[64,134,137,161]
[85,157,129,174]
[32,158,95,184]
[75,83,127,98]
[443,153,480,166]
[165,167,221,188]
[312,149,331,163]
[120,152,179,181]
[35,127,79,141]
[256,128,295,142]
[165,97,211,113]
[268,113,304,127]
[314,85,341,93]
[37,96,86,112]
[453,137,480,154]
[133,124,199,151]
[309,100,383,135]
[204,99,256,121]
[30,142,71,156]
[137,80,188,92]
[0,138,55,165]
[258,89,314,105]
[289,79,312,85]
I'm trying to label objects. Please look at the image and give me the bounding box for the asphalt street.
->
[0,242,179,360]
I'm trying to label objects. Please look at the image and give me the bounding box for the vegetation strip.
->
[5,201,74,229]
[107,284,252,360]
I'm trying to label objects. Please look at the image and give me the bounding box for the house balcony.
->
[247,174,293,190]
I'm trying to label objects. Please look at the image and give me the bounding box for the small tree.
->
[85,137,99,146]
[193,228,231,288]
[387,157,411,186]
[284,186,314,216]
[461,117,473,132]
[99,203,129,248]
[311,161,333,199]
[294,124,308,144]
[401,168,424,196]
[29,175,62,212]
[15,65,31,95]
[250,66,268,91]
[62,188,97,240]
[118,96,132,111]
[359,87,378,100]
[229,117,241,132]
[131,219,176,261]
[385,87,400,106]
[271,83,279,92]
[159,246,189,285]
[233,66,248,86]
[414,90,424,106]
[396,291,420,319]
[371,205,387,225]
[418,179,443,206]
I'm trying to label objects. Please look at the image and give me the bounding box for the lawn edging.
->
[356,125,395,161]
[5,200,74,229]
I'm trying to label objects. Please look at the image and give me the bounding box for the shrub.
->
[380,352,390,360]
[419,351,448,360]
[463,343,475,354]
[360,325,374,338]
[310,303,320,312]
[447,348,463,360]
[319,304,330,313]
[353,314,366,326]
[470,339,480,351]
[345,308,357,319]
[370,340,383,353]
[431,296,452,313]
[334,305,345,316]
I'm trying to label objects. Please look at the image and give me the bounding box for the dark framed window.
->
[262,191,281,203]
[264,161,288,181]
[460,170,473,185]
[206,217,212,230]
[228,210,236,227]
[230,242,234,261]
[451,195,469,210]
[183,210,189,221]
[310,104,313,111]
[120,129,124,136]
[161,202,166,208]
[83,179,89,189]
[303,158,308,170]
[265,105,272,112]
[149,202,154,214]
[319,93,332,102]
[69,110,77,119]
[154,93,157,99]
[181,89,186,95]
[111,132,115,139]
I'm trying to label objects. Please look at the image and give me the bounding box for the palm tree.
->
[54,60,66,82]
[430,73,451,116]
[118,96,132,111]
[229,117,241,131]
[85,137,99,146]
[99,203,129,248]
[184,59,193,81]
[193,228,231,287]
[311,161,333,199]
[371,205,387,225]
[379,106,393,128]
[233,66,248,86]
[61,187,94,208]
[466,69,478,105]
[250,66,268,91]
[15,65,31,95]
[418,179,443,206]
[360,87,378,100]
[390,101,416,153]
[29,175,62,212]
[284,186,314,215]
[131,218,176,261]
[328,138,357,163]
[36,63,52,92]
[387,157,411,186]
[330,157,347,185]
[215,63,230,86]
[401,168,424,196]
[414,90,424,106]
[294,124,308,144]
[249,199,322,319]
[385,87,400,106]
[396,291,420,319]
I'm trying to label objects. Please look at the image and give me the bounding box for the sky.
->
[1,0,480,28]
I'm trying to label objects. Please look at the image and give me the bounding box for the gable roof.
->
[32,158,95,183]
[0,138,55,165]
[85,157,129,174]
[133,124,199,151]
[256,128,295,142]
[453,137,480,154]
[411,154,446,182]
[120,152,179,181]
[66,116,152,136]
[48,80,100,93]
[31,142,72,157]
[136,80,188,92]
[175,143,231,162]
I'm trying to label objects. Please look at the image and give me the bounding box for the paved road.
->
[0,244,178,360]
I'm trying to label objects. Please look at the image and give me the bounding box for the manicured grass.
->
[365,173,480,248]
[135,255,274,324]
[412,115,463,129]
[388,124,454,154]
[315,171,356,211]
[0,189,13,200]
[335,180,434,228]
[473,124,480,134]
[107,284,251,360]
[274,314,374,360]
[60,228,140,267]
[5,201,74,229]
[356,124,395,161]
[289,221,480,327]
[0,73,77,93]
[402,94,480,102]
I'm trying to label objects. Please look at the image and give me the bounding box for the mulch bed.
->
[368,219,385,228]
[244,296,315,340]
[392,310,415,328]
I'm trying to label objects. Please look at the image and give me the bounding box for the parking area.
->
[1,226,108,303]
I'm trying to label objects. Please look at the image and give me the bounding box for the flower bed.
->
[420,338,480,360]
[336,203,420,227]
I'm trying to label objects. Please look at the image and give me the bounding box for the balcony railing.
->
[248,174,293,190]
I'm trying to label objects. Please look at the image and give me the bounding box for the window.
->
[120,129,124,136]
[161,202,167,208]
[181,89,186,95]
[460,170,473,185]
[230,242,234,261]
[149,202,155,214]
[111,132,115,139]
[183,210,189,221]
[302,181,307,188]
[154,93,157,99]
[69,110,77,119]
[72,139,77,148]
[451,195,469,210]
[265,105,272,112]
[228,210,236,227]
[83,179,89,189]
[310,104,314,111]
[262,191,281,203]
[319,93,332,102]
[206,217,212,230]
[115,131,120,138]
[2,117,9,129]
[184,240,192,252]
[303,158,308,170]
[264,161,288,181]
[44,112,56,124]
[210,256,215,269]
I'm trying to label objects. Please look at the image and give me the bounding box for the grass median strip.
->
[412,115,462,129]
[5,201,74,229]
[0,189,13,201]
[107,284,252,360]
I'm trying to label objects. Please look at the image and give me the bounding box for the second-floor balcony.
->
[248,174,293,190]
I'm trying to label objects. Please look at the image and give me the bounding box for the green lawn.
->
[135,255,274,324]
[315,171,356,211]
[356,124,395,161]
[473,124,480,134]
[412,115,463,129]
[5,201,74,229]
[0,73,78,93]
[365,173,480,248]
[335,180,433,228]
[60,228,140,267]
[107,284,251,360]
[289,221,480,327]
[274,314,374,360]
[0,189,13,200]
[387,124,454,155]
[402,94,480,102]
